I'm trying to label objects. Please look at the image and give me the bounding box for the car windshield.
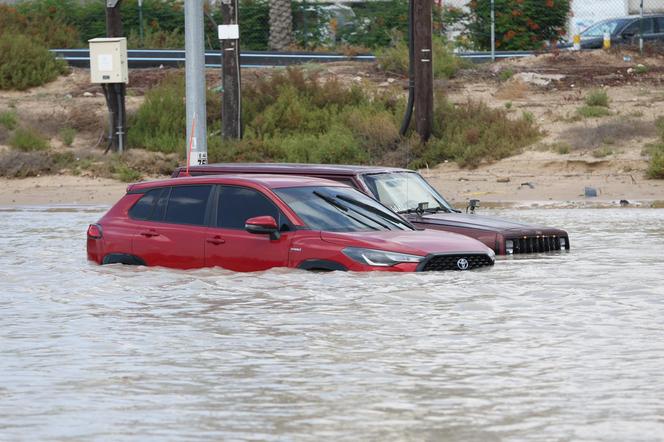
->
[362,172,455,214]
[275,186,414,232]
[581,19,629,37]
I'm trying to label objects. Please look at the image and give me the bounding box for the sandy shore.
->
[0,176,127,206]
[1,161,663,208]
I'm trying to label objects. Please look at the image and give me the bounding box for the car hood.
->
[320,229,492,256]
[412,213,568,236]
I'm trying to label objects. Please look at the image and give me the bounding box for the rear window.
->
[164,185,212,226]
[128,188,161,220]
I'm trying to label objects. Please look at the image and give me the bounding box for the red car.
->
[87,175,495,272]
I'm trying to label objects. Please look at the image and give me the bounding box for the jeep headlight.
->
[559,237,567,249]
[342,247,425,267]
[505,239,514,255]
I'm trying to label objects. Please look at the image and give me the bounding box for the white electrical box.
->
[88,37,128,84]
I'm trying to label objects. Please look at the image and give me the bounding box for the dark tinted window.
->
[623,18,655,35]
[128,189,161,220]
[657,17,664,32]
[151,187,170,221]
[217,186,281,229]
[164,185,212,226]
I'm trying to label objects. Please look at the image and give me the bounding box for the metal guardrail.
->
[52,48,535,68]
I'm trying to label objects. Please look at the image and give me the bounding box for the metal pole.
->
[185,0,208,165]
[490,0,495,62]
[221,0,242,139]
[640,0,644,54]
[414,0,433,142]
[106,0,125,153]
[138,0,144,47]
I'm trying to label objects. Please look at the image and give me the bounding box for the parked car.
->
[561,15,664,49]
[87,175,495,272]
[172,164,570,255]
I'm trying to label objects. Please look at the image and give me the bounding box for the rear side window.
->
[164,185,212,226]
[624,18,654,35]
[217,186,282,229]
[128,189,161,220]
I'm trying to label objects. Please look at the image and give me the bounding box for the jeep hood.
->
[413,213,567,236]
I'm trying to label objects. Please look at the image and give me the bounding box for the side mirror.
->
[245,216,281,240]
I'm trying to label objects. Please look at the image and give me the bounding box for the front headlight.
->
[559,237,567,249]
[342,247,425,267]
[505,239,514,255]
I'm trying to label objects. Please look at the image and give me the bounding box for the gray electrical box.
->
[88,37,128,84]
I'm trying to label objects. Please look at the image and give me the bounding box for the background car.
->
[561,14,664,49]
[88,175,495,272]
[172,163,570,255]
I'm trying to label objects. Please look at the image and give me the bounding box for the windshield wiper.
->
[313,191,380,231]
[398,205,450,215]
[335,194,407,229]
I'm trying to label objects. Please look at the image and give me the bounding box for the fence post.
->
[640,0,644,55]
[490,0,495,62]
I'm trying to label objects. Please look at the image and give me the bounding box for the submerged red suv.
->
[87,175,495,272]
[173,164,570,255]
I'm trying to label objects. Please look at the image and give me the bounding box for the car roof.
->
[128,173,349,192]
[179,162,410,176]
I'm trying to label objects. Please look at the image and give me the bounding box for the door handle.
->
[140,230,159,238]
[206,236,225,245]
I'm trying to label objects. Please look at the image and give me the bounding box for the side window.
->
[658,17,664,33]
[164,185,212,226]
[624,18,654,35]
[128,188,161,220]
[217,186,282,230]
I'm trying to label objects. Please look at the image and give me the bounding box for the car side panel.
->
[204,227,293,272]
[131,221,207,269]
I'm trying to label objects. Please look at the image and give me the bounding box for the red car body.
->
[87,175,495,272]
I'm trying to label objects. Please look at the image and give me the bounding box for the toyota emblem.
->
[456,258,469,270]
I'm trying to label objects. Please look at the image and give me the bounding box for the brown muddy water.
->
[1,206,663,441]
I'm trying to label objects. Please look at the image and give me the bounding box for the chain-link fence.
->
[438,0,664,55]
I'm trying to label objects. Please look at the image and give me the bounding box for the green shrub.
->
[468,0,571,50]
[412,96,541,168]
[553,142,571,154]
[577,106,611,119]
[592,146,613,158]
[113,162,143,183]
[0,111,17,130]
[9,127,49,151]
[128,74,187,153]
[0,33,68,90]
[0,4,80,48]
[585,89,609,107]
[376,37,467,79]
[647,147,664,179]
[59,127,76,146]
[499,68,514,82]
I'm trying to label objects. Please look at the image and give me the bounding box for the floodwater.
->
[1,207,664,441]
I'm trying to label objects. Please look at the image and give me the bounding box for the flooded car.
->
[88,175,495,272]
[172,163,570,255]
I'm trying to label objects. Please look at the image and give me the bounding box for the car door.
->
[205,185,293,272]
[131,185,212,269]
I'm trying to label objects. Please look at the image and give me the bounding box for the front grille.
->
[509,236,566,254]
[418,254,494,272]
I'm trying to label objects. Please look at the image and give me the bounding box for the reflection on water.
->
[1,207,664,440]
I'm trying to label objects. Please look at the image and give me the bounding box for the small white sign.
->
[98,54,113,72]
[218,24,239,40]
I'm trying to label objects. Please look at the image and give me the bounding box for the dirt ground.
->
[1,49,664,207]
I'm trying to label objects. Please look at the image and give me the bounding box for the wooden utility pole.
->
[105,0,126,152]
[413,0,433,142]
[220,0,241,139]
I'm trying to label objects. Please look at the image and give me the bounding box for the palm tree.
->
[268,0,293,51]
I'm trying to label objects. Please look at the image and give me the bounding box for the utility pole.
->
[184,0,208,166]
[105,0,126,153]
[413,0,433,142]
[220,0,241,139]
